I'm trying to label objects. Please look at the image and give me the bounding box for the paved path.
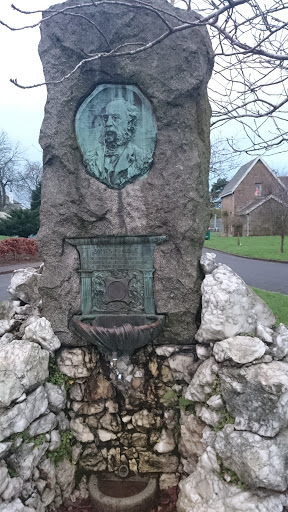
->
[203,248,288,295]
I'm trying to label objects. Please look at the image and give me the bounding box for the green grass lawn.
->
[205,234,288,261]
[252,288,288,326]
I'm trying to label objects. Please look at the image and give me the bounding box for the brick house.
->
[219,157,288,236]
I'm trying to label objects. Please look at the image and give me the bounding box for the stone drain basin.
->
[88,473,158,512]
[72,314,165,355]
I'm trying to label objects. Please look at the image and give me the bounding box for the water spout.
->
[110,351,123,380]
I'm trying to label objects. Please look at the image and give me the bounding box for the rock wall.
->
[0,266,197,510]
[0,268,75,512]
[2,256,288,511]
[178,254,288,512]
[37,0,213,346]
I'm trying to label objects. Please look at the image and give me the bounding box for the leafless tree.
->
[2,1,288,154]
[0,131,42,211]
[15,161,43,208]
[210,136,242,180]
[0,131,24,211]
[264,188,288,253]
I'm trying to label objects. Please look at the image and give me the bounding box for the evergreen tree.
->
[0,208,39,238]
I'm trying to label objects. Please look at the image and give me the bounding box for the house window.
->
[254,183,262,197]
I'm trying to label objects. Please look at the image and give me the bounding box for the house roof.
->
[238,194,288,215]
[220,158,256,198]
[279,176,288,188]
[220,157,288,198]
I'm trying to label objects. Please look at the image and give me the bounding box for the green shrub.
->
[0,209,39,238]
[48,431,74,465]
[48,358,73,390]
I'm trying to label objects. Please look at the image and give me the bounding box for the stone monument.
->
[38,0,213,349]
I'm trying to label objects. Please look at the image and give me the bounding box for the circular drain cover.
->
[118,464,129,478]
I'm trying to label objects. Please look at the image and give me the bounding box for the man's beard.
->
[104,127,132,147]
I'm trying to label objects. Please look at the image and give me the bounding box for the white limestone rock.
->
[178,414,206,473]
[0,442,12,459]
[15,303,39,317]
[0,461,9,495]
[177,447,288,512]
[219,361,288,437]
[206,394,223,410]
[41,488,55,507]
[271,323,288,360]
[23,318,60,354]
[0,371,24,409]
[70,418,94,443]
[200,252,218,274]
[56,412,70,432]
[28,412,57,437]
[25,495,45,512]
[196,344,212,361]
[24,493,45,512]
[0,386,48,442]
[38,457,56,489]
[195,404,222,427]
[69,383,84,402]
[18,315,41,338]
[167,353,199,383]
[98,429,117,442]
[48,430,61,452]
[0,498,36,512]
[185,357,219,403]
[8,442,48,481]
[153,428,175,453]
[213,336,266,364]
[8,267,41,307]
[35,478,46,494]
[0,341,49,408]
[196,264,275,343]
[215,425,288,491]
[57,348,97,378]
[155,346,178,357]
[256,323,274,344]
[2,477,23,501]
[55,459,75,499]
[44,382,66,413]
[72,443,82,464]
[0,332,15,345]
[0,300,20,336]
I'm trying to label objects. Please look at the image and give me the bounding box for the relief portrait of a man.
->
[75,85,157,190]
[87,99,151,189]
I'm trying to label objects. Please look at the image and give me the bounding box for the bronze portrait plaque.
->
[75,84,157,190]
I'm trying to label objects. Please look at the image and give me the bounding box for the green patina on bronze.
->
[75,84,157,190]
[67,236,166,315]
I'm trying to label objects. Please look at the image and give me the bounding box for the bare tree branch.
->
[2,0,288,153]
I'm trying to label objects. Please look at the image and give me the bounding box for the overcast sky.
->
[0,0,287,177]
[0,0,62,162]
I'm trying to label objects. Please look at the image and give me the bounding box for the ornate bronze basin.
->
[71,314,165,355]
